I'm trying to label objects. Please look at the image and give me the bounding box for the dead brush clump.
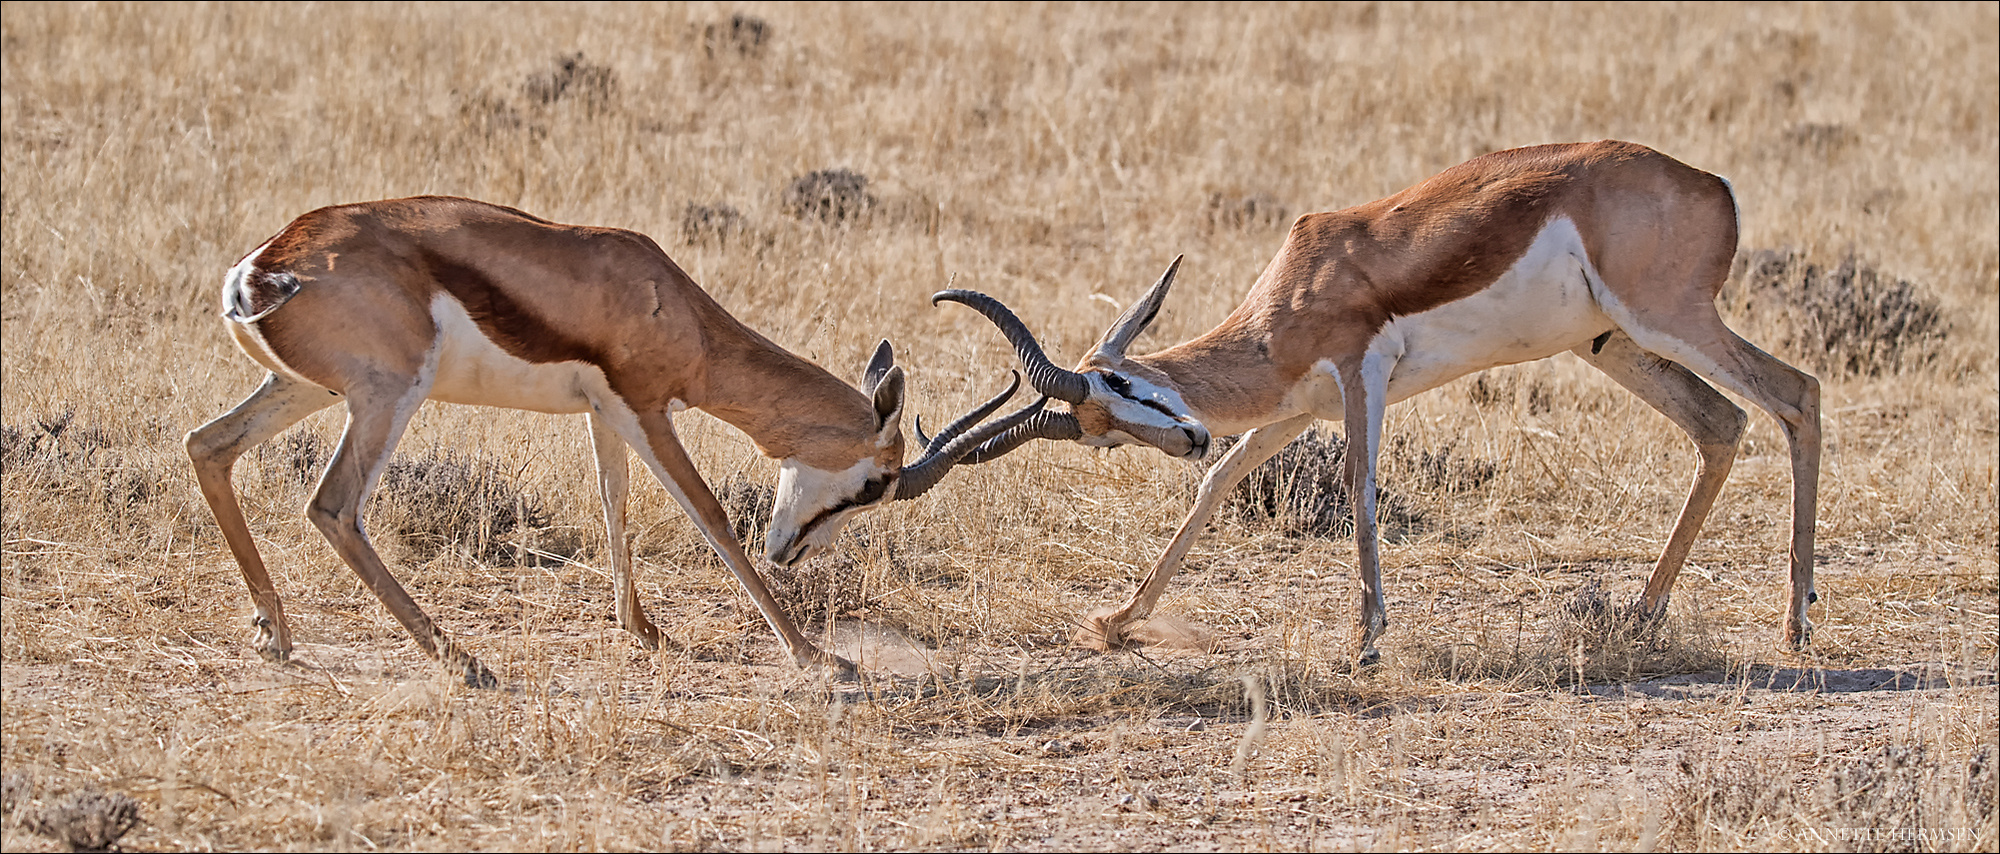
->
[11,784,143,854]
[714,472,875,624]
[1219,428,1495,540]
[702,13,771,59]
[1203,191,1291,232]
[252,430,553,565]
[458,50,618,136]
[682,202,747,246]
[0,411,167,538]
[781,169,877,225]
[522,51,617,113]
[1663,750,1812,849]
[1816,742,2000,853]
[1729,248,1946,378]
[1405,580,1728,686]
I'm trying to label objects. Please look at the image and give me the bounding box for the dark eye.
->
[1103,372,1133,395]
[854,476,888,505]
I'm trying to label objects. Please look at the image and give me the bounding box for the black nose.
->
[1183,427,1210,460]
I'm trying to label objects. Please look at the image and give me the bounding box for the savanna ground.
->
[2,2,1996,851]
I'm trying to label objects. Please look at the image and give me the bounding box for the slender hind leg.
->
[1620,321,1821,647]
[186,372,341,661]
[306,370,496,687]
[588,413,663,650]
[1575,332,1748,617]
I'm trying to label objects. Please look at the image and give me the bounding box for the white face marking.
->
[1082,368,1209,457]
[765,457,891,565]
[426,293,608,414]
[1373,216,1614,404]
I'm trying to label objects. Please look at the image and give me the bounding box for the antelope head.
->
[931,257,1210,463]
[764,340,1047,566]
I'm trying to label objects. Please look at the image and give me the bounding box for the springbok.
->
[936,140,1821,665]
[188,195,1039,686]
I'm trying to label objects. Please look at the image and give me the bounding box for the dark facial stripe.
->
[1102,372,1186,420]
[422,249,600,365]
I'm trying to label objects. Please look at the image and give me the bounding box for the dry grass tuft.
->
[1405,580,1729,686]
[1220,427,1496,540]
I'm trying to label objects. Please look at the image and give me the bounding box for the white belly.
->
[426,294,608,414]
[1374,216,1612,404]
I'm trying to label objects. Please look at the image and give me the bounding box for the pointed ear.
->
[871,365,906,444]
[863,339,896,392]
[1090,255,1182,362]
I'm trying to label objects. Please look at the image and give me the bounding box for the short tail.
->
[221,266,302,323]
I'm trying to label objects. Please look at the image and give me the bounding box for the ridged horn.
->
[1092,255,1182,361]
[954,404,1083,465]
[932,289,1090,404]
[893,387,1051,502]
[913,371,1023,456]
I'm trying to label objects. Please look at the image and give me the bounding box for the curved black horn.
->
[955,406,1083,465]
[915,371,1022,456]
[1092,255,1182,361]
[893,394,1051,502]
[932,289,1091,404]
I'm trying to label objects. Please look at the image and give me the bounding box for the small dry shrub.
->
[716,472,775,547]
[781,168,877,224]
[20,787,142,853]
[458,51,616,137]
[766,551,870,626]
[1,412,167,533]
[1785,121,1860,154]
[522,51,617,113]
[703,13,771,59]
[1466,371,1555,415]
[681,202,746,246]
[1204,191,1290,231]
[255,431,551,565]
[1218,428,1493,540]
[1664,750,1807,849]
[712,472,882,624]
[1730,248,1945,377]
[1822,743,1931,852]
[1,772,30,822]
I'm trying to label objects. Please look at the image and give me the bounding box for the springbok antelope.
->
[188,195,1038,686]
[937,140,1821,665]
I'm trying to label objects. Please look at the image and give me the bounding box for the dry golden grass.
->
[2,2,1995,850]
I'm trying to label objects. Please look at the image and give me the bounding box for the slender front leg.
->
[1076,414,1314,650]
[185,372,341,662]
[1342,361,1390,667]
[621,408,855,675]
[588,413,662,650]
